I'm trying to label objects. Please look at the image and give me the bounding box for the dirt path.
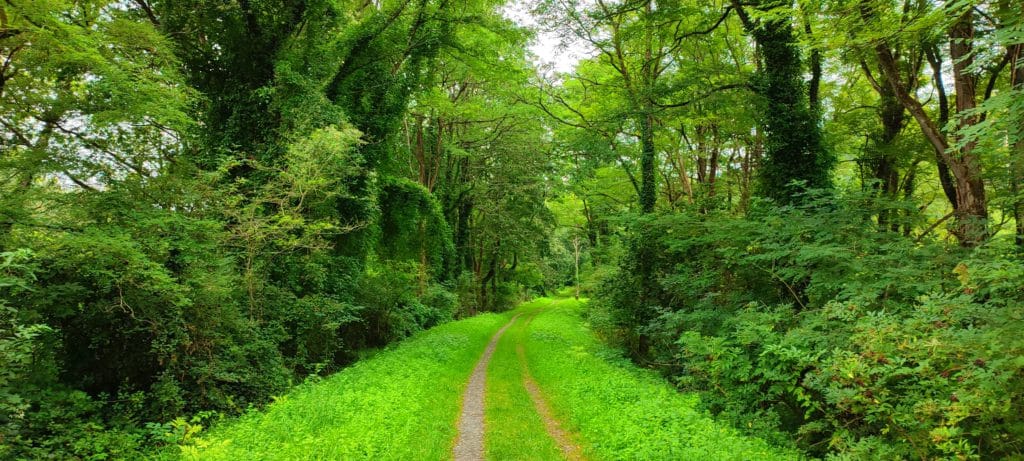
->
[453,314,521,461]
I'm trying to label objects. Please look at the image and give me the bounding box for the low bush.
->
[594,192,1024,458]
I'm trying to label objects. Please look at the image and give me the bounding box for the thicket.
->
[593,192,1024,458]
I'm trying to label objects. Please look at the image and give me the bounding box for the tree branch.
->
[652,82,751,108]
[132,0,160,26]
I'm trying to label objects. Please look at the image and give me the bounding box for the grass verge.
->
[174,311,512,460]
[523,297,801,460]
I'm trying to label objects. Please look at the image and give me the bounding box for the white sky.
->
[501,1,592,74]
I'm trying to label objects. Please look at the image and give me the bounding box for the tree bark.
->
[924,46,960,208]
[639,112,657,213]
[572,235,581,300]
[947,8,988,244]
[479,255,495,311]
[871,68,905,231]
[708,125,720,198]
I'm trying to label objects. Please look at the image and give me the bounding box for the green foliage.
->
[594,191,1024,458]
[743,2,834,203]
[0,251,47,449]
[377,177,455,280]
[355,260,458,347]
[3,0,1020,458]
[0,250,159,459]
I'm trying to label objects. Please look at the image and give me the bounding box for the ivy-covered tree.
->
[731,0,834,203]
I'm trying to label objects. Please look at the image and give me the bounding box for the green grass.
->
[171,296,799,461]
[522,297,802,460]
[176,311,513,460]
[483,298,562,461]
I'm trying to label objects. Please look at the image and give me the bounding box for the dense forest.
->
[0,0,1022,459]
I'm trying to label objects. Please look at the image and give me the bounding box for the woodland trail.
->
[178,297,794,461]
[515,310,586,461]
[454,304,585,461]
[453,313,522,461]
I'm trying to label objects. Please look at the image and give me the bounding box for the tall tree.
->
[731,0,835,203]
[850,0,997,245]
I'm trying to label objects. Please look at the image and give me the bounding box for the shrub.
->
[596,191,1024,458]
[355,261,460,346]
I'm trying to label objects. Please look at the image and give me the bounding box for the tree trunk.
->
[638,0,657,214]
[669,130,695,204]
[871,18,988,245]
[479,260,494,311]
[903,166,917,237]
[947,8,988,245]
[922,46,961,210]
[639,113,657,214]
[803,7,822,112]
[733,0,832,204]
[708,125,720,198]
[740,131,761,213]
[572,235,581,300]
[479,239,499,311]
[872,71,904,231]
[456,194,473,274]
[1005,42,1024,247]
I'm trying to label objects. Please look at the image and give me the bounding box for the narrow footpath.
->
[452,314,521,460]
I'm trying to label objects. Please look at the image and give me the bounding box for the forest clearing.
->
[1,0,1023,459]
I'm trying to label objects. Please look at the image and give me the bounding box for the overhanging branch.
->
[651,82,751,108]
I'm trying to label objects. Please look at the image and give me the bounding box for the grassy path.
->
[453,313,521,460]
[481,300,565,461]
[176,297,799,460]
